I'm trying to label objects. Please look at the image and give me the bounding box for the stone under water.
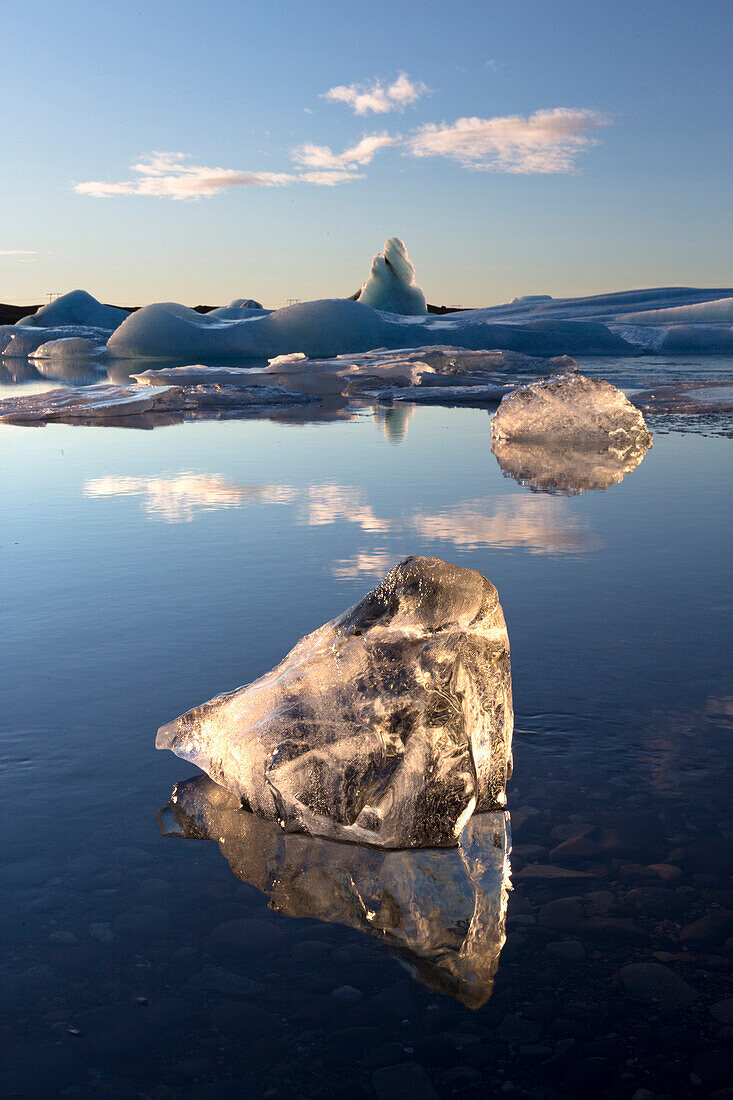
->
[157,556,513,849]
[160,774,511,1007]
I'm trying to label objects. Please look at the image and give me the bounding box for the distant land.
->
[0,301,466,326]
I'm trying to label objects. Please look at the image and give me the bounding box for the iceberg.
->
[491,374,652,448]
[356,237,428,316]
[14,289,128,332]
[107,296,638,360]
[157,556,513,849]
[160,774,511,1008]
[207,298,265,317]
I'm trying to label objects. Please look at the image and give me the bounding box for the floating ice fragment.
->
[491,374,652,449]
[157,556,513,849]
[357,237,428,316]
[160,774,511,1007]
[490,374,652,493]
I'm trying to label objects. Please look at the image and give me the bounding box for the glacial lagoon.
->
[1,353,732,1099]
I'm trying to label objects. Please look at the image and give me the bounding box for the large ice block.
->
[160,774,511,1007]
[157,556,513,849]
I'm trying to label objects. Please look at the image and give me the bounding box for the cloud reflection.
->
[412,496,599,554]
[83,475,598,555]
[331,550,399,579]
[84,474,296,523]
[302,484,392,533]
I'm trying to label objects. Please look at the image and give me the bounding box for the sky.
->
[2,0,731,307]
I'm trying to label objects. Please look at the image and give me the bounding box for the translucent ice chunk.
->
[160,773,511,1007]
[491,373,652,449]
[490,375,652,492]
[157,556,513,849]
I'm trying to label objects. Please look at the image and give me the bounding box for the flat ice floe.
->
[0,345,578,426]
[0,380,315,425]
[157,556,513,850]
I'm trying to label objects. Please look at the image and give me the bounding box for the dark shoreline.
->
[0,301,467,326]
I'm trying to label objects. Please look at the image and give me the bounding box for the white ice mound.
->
[29,337,95,360]
[0,324,111,358]
[106,296,639,360]
[157,556,513,850]
[107,299,391,359]
[15,290,129,332]
[161,774,510,1007]
[491,374,652,448]
[357,237,428,316]
[618,296,733,324]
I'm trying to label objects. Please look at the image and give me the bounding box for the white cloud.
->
[74,152,296,200]
[0,249,36,257]
[408,108,608,173]
[291,133,399,171]
[298,169,365,186]
[325,73,428,115]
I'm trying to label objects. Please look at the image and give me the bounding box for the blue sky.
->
[2,0,731,306]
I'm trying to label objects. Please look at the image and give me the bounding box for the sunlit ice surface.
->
[1,384,731,1098]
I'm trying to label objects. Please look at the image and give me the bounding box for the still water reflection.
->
[1,393,731,1099]
[161,776,510,1010]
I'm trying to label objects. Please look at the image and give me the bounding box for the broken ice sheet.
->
[157,556,513,849]
[160,774,511,1008]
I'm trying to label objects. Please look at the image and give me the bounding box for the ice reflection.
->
[160,775,511,1008]
[491,436,651,494]
[371,404,414,444]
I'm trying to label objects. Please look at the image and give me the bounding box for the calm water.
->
[1,356,732,1099]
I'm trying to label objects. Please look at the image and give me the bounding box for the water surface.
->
[1,358,731,1099]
